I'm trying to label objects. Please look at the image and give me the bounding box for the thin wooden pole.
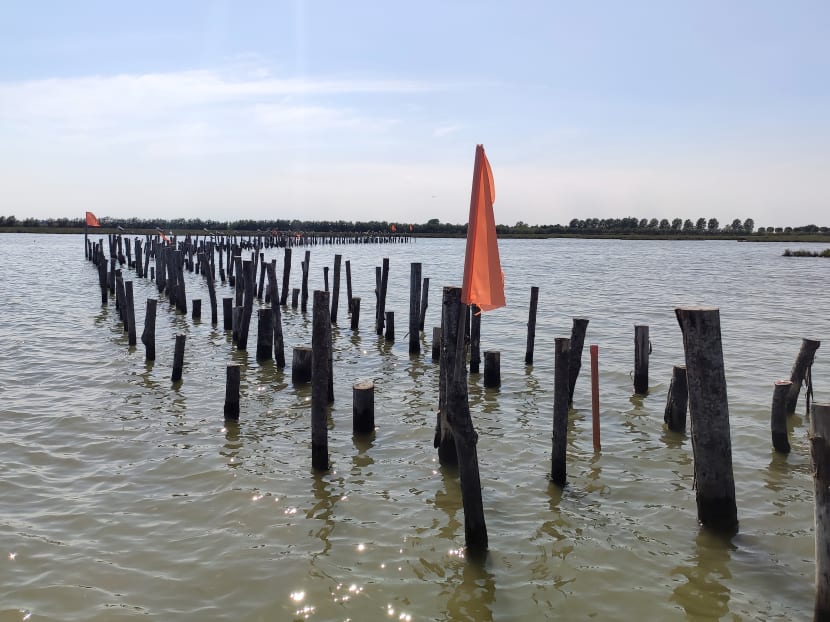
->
[551,337,571,486]
[418,277,429,332]
[568,318,589,404]
[311,290,331,471]
[771,380,793,453]
[634,324,649,394]
[525,286,539,365]
[469,305,481,374]
[409,262,422,354]
[590,344,601,452]
[331,254,341,324]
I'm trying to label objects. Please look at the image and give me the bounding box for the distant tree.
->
[659,218,670,231]
[757,226,766,234]
[648,218,659,229]
[639,218,649,229]
[671,218,683,231]
[683,219,694,232]
[731,218,743,233]
[784,226,792,233]
[775,227,783,233]
[743,218,755,234]
[707,218,719,233]
[696,217,707,232]
[569,218,579,230]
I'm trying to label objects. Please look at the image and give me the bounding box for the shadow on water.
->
[445,554,496,622]
[221,420,242,469]
[351,436,375,485]
[670,529,734,619]
[435,464,462,541]
[660,425,688,450]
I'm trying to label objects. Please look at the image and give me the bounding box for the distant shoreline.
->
[3,227,830,244]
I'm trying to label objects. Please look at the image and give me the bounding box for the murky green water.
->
[0,233,827,621]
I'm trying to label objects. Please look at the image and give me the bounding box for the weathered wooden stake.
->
[771,380,793,453]
[568,318,589,404]
[469,305,481,374]
[525,286,539,365]
[675,307,738,533]
[786,338,820,413]
[551,337,571,487]
[125,281,137,347]
[311,290,331,471]
[280,248,291,306]
[483,350,500,388]
[435,288,457,466]
[418,277,429,332]
[301,250,311,313]
[331,254,341,324]
[350,297,360,331]
[432,327,441,362]
[224,364,241,420]
[812,403,830,620]
[292,288,300,308]
[353,381,375,435]
[384,311,395,342]
[171,334,186,382]
[409,262,422,354]
[345,259,353,313]
[634,324,650,394]
[376,258,389,335]
[192,299,201,320]
[141,298,157,361]
[222,297,233,330]
[256,308,274,362]
[590,344,601,452]
[664,364,689,433]
[292,346,312,383]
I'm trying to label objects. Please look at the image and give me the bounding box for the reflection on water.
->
[671,530,734,620]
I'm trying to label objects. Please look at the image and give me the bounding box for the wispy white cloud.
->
[433,124,462,138]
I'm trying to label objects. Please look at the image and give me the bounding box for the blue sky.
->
[1,1,828,227]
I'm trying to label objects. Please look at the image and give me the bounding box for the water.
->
[0,233,828,621]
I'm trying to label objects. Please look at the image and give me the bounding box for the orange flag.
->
[85,211,101,227]
[461,144,505,312]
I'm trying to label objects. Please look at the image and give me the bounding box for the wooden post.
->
[323,266,329,292]
[256,308,273,362]
[257,259,266,300]
[345,259,353,314]
[771,380,793,453]
[353,381,375,435]
[301,250,310,313]
[634,324,650,394]
[409,262,422,354]
[551,337,571,487]
[432,327,441,362]
[376,257,389,335]
[350,297,361,331]
[663,364,689,433]
[192,299,201,320]
[443,286,487,555]
[524,286,539,364]
[311,290,331,471]
[222,297,233,331]
[675,307,738,533]
[171,334,186,382]
[141,298,157,361]
[811,403,830,619]
[483,350,500,388]
[266,261,286,368]
[384,311,395,342]
[418,277,429,332]
[237,260,255,350]
[469,305,481,373]
[125,281,137,347]
[97,249,108,305]
[590,344,600,452]
[292,346,312,384]
[331,254,341,324]
[292,288,300,308]
[786,338,820,413]
[280,247,291,306]
[224,364,241,420]
[568,318,589,404]
[435,287,457,466]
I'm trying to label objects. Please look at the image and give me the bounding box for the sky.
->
[1,1,828,228]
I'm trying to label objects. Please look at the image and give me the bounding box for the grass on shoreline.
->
[783,248,830,257]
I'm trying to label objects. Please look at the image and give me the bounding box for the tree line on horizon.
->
[0,214,827,236]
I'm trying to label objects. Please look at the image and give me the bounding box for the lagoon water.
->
[1,233,828,621]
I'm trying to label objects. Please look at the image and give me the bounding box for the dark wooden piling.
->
[141,298,157,361]
[192,299,201,320]
[435,288,458,466]
[409,262,422,354]
[353,381,375,435]
[292,346,312,384]
[224,364,241,420]
[323,266,329,292]
[664,364,689,433]
[202,254,218,325]
[331,254,341,324]
[812,403,830,619]
[590,344,601,452]
[771,380,793,453]
[469,305,481,373]
[432,327,441,361]
[125,282,137,347]
[419,277,429,332]
[376,258,389,335]
[311,290,332,471]
[301,250,311,313]
[292,288,300,308]
[525,286,539,365]
[384,311,395,342]
[134,240,143,278]
[236,261,255,350]
[551,337,571,487]
[568,318,589,404]
[675,307,738,533]
[266,261,286,368]
[97,249,108,305]
[171,334,186,382]
[256,308,274,362]
[444,286,487,555]
[634,324,650,395]
[786,338,820,413]
[257,259,266,300]
[280,248,291,306]
[222,297,233,331]
[483,350,500,388]
[350,297,361,331]
[345,259,353,314]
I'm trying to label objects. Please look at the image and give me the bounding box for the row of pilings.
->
[85,232,828,615]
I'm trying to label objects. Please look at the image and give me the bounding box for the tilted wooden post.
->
[525,286,539,365]
[811,403,830,620]
[141,298,157,362]
[675,307,738,533]
[568,318,589,404]
[786,338,820,413]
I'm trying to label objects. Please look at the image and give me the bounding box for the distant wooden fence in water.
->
[84,232,826,605]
